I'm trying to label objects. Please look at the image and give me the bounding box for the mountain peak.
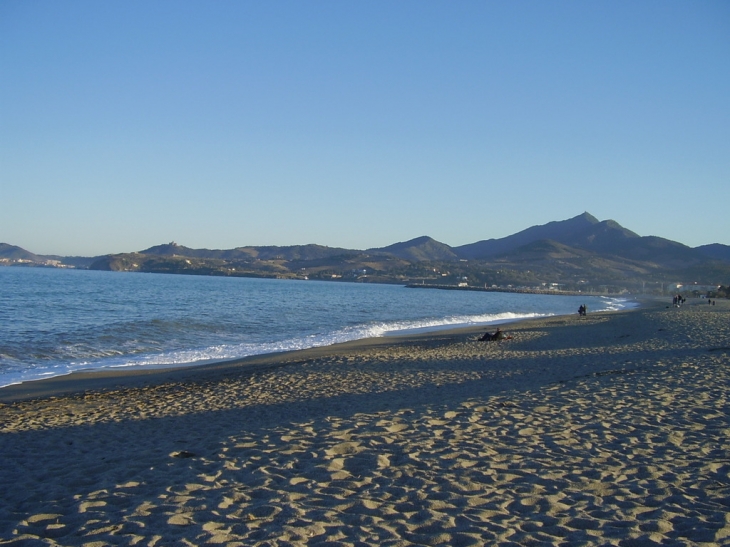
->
[140,242,194,256]
[575,212,600,224]
[369,236,458,262]
[455,212,607,259]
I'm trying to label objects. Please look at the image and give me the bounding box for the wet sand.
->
[1,299,729,546]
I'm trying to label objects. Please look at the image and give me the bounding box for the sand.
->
[1,299,729,546]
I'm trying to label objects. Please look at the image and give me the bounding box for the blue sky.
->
[2,1,728,256]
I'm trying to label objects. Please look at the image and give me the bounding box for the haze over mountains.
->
[3,213,729,293]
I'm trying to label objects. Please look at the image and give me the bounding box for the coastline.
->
[405,283,617,297]
[2,298,728,545]
[0,322,532,404]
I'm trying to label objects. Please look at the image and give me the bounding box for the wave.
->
[103,310,550,370]
[0,295,633,388]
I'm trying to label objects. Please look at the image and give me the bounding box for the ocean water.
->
[0,267,635,387]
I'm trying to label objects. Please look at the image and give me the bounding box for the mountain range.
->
[3,213,729,293]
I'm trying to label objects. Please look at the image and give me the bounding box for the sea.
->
[0,267,636,388]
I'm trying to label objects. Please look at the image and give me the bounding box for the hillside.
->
[696,244,730,263]
[0,243,43,262]
[454,212,606,259]
[369,236,459,262]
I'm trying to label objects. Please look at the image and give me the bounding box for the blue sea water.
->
[0,267,635,388]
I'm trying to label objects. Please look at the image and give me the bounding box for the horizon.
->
[2,1,729,256]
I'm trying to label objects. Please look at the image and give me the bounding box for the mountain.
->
[452,213,708,270]
[368,236,459,262]
[695,243,730,263]
[494,239,594,262]
[4,213,730,293]
[140,242,352,262]
[554,218,640,252]
[140,242,206,258]
[0,243,43,262]
[455,212,605,259]
[132,214,707,272]
[234,244,354,261]
[607,236,705,269]
[487,239,661,283]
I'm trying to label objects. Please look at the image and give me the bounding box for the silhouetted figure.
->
[479,328,511,341]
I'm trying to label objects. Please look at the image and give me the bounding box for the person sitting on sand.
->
[479,328,512,341]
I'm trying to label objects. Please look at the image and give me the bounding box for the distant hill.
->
[368,236,459,262]
[4,213,730,293]
[0,243,43,262]
[140,242,352,262]
[555,218,641,253]
[696,243,730,263]
[235,244,353,261]
[452,213,707,271]
[140,242,206,258]
[606,236,706,269]
[454,212,605,259]
[487,239,661,285]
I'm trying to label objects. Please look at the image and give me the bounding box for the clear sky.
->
[2,1,728,256]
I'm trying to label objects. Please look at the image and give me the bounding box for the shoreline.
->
[0,298,647,404]
[1,298,728,545]
[0,321,525,404]
[406,283,625,296]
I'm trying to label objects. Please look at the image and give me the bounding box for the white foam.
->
[100,311,549,370]
[0,296,633,388]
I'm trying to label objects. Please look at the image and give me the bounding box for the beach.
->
[1,299,729,546]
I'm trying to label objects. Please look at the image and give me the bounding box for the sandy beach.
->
[1,298,729,546]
